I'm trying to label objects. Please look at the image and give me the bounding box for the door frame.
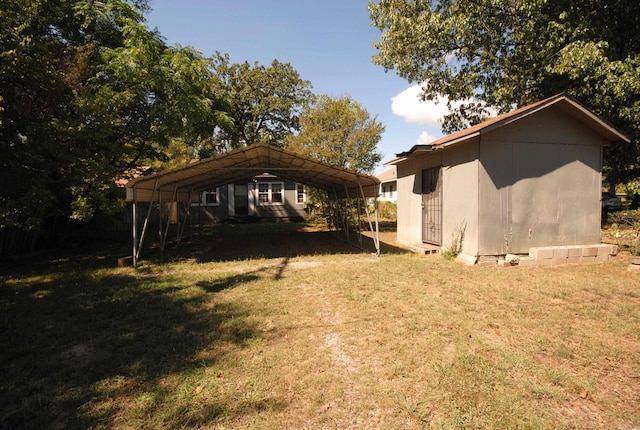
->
[422,166,443,245]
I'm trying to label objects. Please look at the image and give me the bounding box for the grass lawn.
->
[1,221,639,429]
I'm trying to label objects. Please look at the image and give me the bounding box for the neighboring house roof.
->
[386,93,631,165]
[376,166,397,183]
[126,143,380,203]
[115,166,153,188]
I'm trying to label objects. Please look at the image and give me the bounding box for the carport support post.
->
[358,180,380,256]
[133,179,158,268]
[132,185,138,268]
[342,183,351,243]
[178,188,194,244]
[160,183,178,256]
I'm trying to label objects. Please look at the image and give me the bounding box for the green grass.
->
[1,222,639,429]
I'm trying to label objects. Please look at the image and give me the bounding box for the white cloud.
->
[416,131,437,146]
[391,85,453,127]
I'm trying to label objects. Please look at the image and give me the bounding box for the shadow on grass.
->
[0,255,275,428]
[155,221,410,263]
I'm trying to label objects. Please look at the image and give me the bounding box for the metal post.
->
[343,183,351,243]
[358,180,380,256]
[132,185,138,268]
[134,179,159,266]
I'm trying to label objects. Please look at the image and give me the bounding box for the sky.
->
[146,0,450,173]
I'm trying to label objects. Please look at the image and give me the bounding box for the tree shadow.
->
[0,253,279,428]
[157,221,410,263]
[160,222,367,263]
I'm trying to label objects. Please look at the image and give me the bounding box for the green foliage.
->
[0,0,223,236]
[287,95,384,174]
[376,201,396,220]
[369,0,640,184]
[200,52,313,155]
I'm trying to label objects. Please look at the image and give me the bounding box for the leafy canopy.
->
[287,95,384,174]
[0,0,223,231]
[369,0,640,183]
[199,52,313,156]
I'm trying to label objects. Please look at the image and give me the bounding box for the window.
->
[202,188,219,206]
[296,184,306,204]
[257,182,284,205]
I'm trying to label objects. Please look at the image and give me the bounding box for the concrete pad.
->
[567,246,583,257]
[595,244,615,256]
[505,254,520,263]
[517,257,537,267]
[530,247,554,260]
[456,253,478,266]
[536,258,556,266]
[627,263,640,272]
[478,260,497,267]
[553,248,569,259]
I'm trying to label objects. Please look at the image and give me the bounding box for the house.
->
[193,174,308,223]
[385,94,630,264]
[377,167,397,202]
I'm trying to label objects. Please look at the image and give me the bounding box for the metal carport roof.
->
[125,143,382,266]
[126,143,380,203]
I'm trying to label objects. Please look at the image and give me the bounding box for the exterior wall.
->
[251,181,307,219]
[441,140,480,256]
[396,155,431,246]
[396,104,606,257]
[191,179,306,223]
[478,107,603,254]
[192,186,229,224]
[395,143,479,256]
[378,180,397,202]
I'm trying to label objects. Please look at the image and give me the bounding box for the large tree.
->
[200,52,313,156]
[369,0,640,187]
[287,95,384,174]
[0,0,222,238]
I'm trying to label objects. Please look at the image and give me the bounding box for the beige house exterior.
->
[377,167,397,202]
[386,94,630,260]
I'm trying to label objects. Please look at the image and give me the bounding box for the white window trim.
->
[296,183,307,205]
[257,182,285,206]
[201,187,220,206]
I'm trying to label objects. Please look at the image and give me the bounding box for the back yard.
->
[1,221,639,429]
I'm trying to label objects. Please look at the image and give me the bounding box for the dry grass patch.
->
[1,222,639,429]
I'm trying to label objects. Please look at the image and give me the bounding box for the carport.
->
[125,143,381,267]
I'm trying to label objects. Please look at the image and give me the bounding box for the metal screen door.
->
[422,167,442,245]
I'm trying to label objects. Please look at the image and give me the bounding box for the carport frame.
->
[126,144,381,267]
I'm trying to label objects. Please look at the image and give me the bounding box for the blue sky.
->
[146,0,450,172]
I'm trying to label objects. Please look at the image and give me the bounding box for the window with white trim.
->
[296,184,307,204]
[257,182,284,205]
[202,188,219,206]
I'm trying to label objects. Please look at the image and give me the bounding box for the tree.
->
[201,52,313,156]
[0,0,224,241]
[287,95,384,174]
[369,0,640,187]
